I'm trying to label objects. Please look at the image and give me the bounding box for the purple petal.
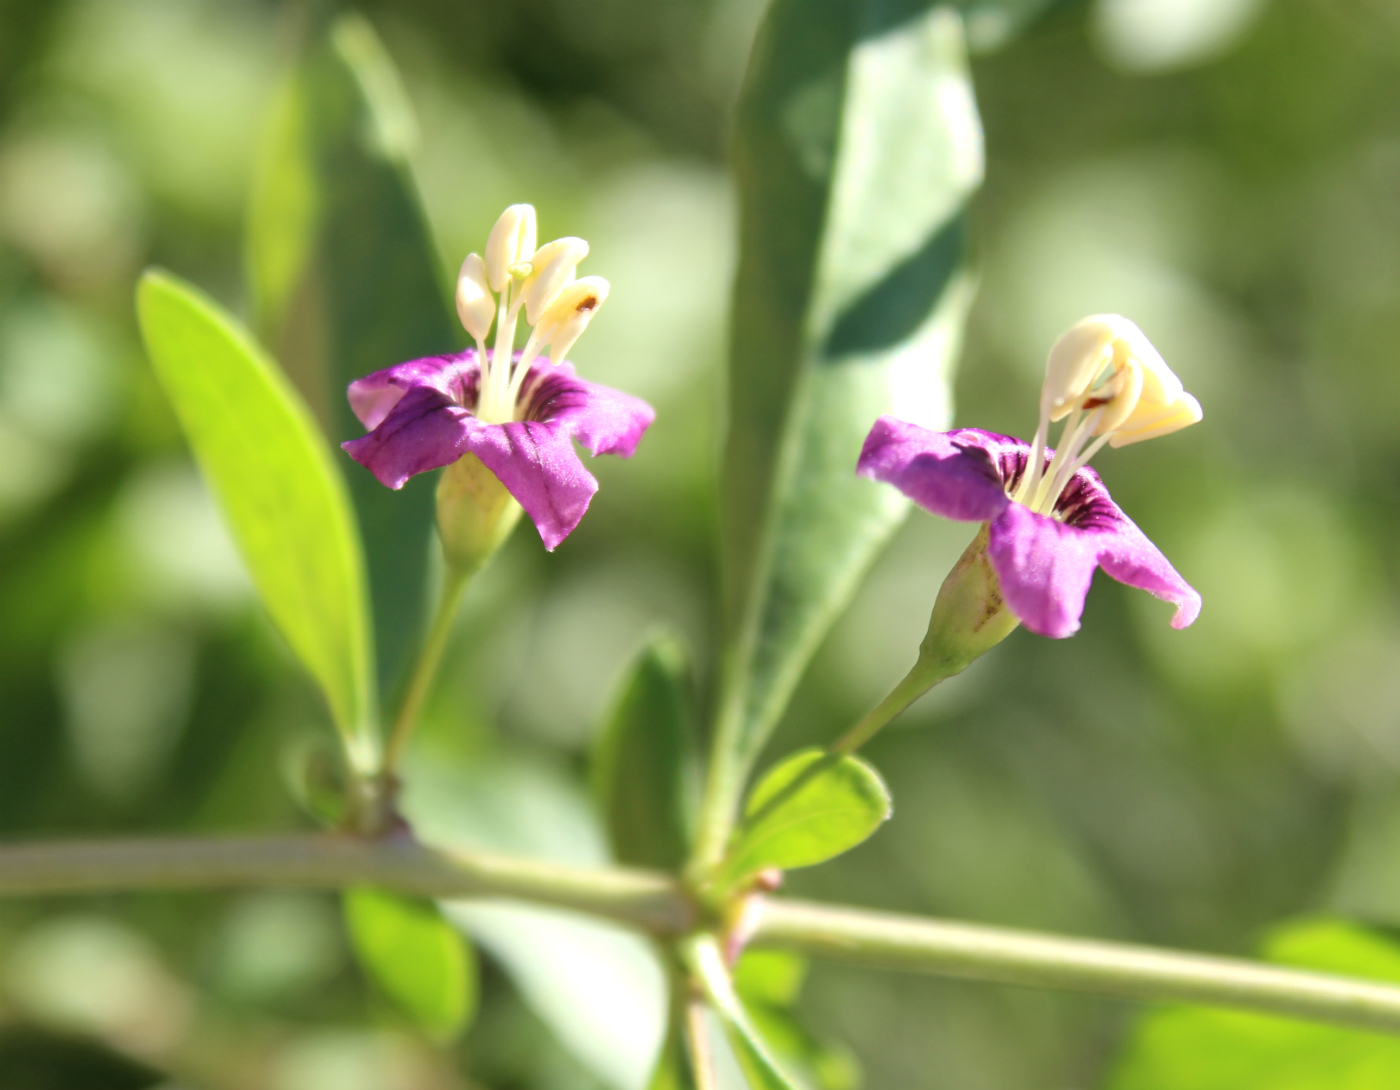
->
[462,417,598,551]
[347,353,475,429]
[986,469,1203,638]
[988,502,1102,638]
[520,362,656,457]
[1094,516,1202,629]
[342,385,472,489]
[857,417,1016,523]
[342,351,653,550]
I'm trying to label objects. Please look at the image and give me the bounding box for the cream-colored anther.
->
[1042,314,1161,424]
[1109,392,1202,447]
[535,276,609,366]
[485,204,538,292]
[1089,357,1144,435]
[523,237,589,324]
[455,253,495,341]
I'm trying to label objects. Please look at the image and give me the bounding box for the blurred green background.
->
[2,0,1400,1086]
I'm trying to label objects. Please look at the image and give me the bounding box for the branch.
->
[0,833,693,936]
[4,834,1400,1037]
[755,898,1400,1035]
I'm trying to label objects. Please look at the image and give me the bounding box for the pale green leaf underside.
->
[717,0,983,794]
[136,270,376,768]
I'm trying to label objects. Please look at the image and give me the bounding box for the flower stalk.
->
[382,566,473,776]
[831,524,1020,754]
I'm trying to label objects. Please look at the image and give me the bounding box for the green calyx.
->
[435,453,523,573]
[914,524,1019,680]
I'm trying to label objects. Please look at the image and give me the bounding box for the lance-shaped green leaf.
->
[344,887,476,1041]
[684,934,804,1090]
[705,0,982,852]
[136,270,376,770]
[1109,919,1400,1090]
[248,14,455,702]
[721,748,890,886]
[592,632,700,871]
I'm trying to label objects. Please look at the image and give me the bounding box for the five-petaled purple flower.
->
[341,204,654,552]
[858,418,1200,638]
[343,351,653,551]
[858,316,1202,639]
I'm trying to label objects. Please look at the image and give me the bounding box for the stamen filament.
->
[484,283,520,423]
[1025,406,1107,515]
[1028,406,1084,512]
[503,327,546,417]
[1012,412,1051,506]
[1057,432,1113,492]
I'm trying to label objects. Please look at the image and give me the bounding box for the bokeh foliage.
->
[3,0,1400,1088]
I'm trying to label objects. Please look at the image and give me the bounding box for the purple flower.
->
[341,204,654,555]
[858,416,1200,638]
[343,349,653,551]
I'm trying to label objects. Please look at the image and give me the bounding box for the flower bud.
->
[536,276,609,365]
[485,204,538,292]
[435,453,524,572]
[455,253,495,341]
[522,237,589,324]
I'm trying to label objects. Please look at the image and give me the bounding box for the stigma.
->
[1011,314,1202,514]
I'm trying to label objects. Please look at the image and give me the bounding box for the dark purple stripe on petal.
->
[519,361,656,457]
[992,466,1202,636]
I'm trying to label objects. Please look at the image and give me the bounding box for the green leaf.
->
[344,887,476,1041]
[136,270,376,768]
[713,0,981,808]
[592,632,700,871]
[722,748,891,885]
[245,70,318,345]
[735,949,808,1008]
[1109,919,1400,1090]
[248,14,456,702]
[736,951,860,1090]
[684,934,805,1090]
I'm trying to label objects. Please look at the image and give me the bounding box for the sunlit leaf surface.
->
[136,270,376,767]
[723,748,890,884]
